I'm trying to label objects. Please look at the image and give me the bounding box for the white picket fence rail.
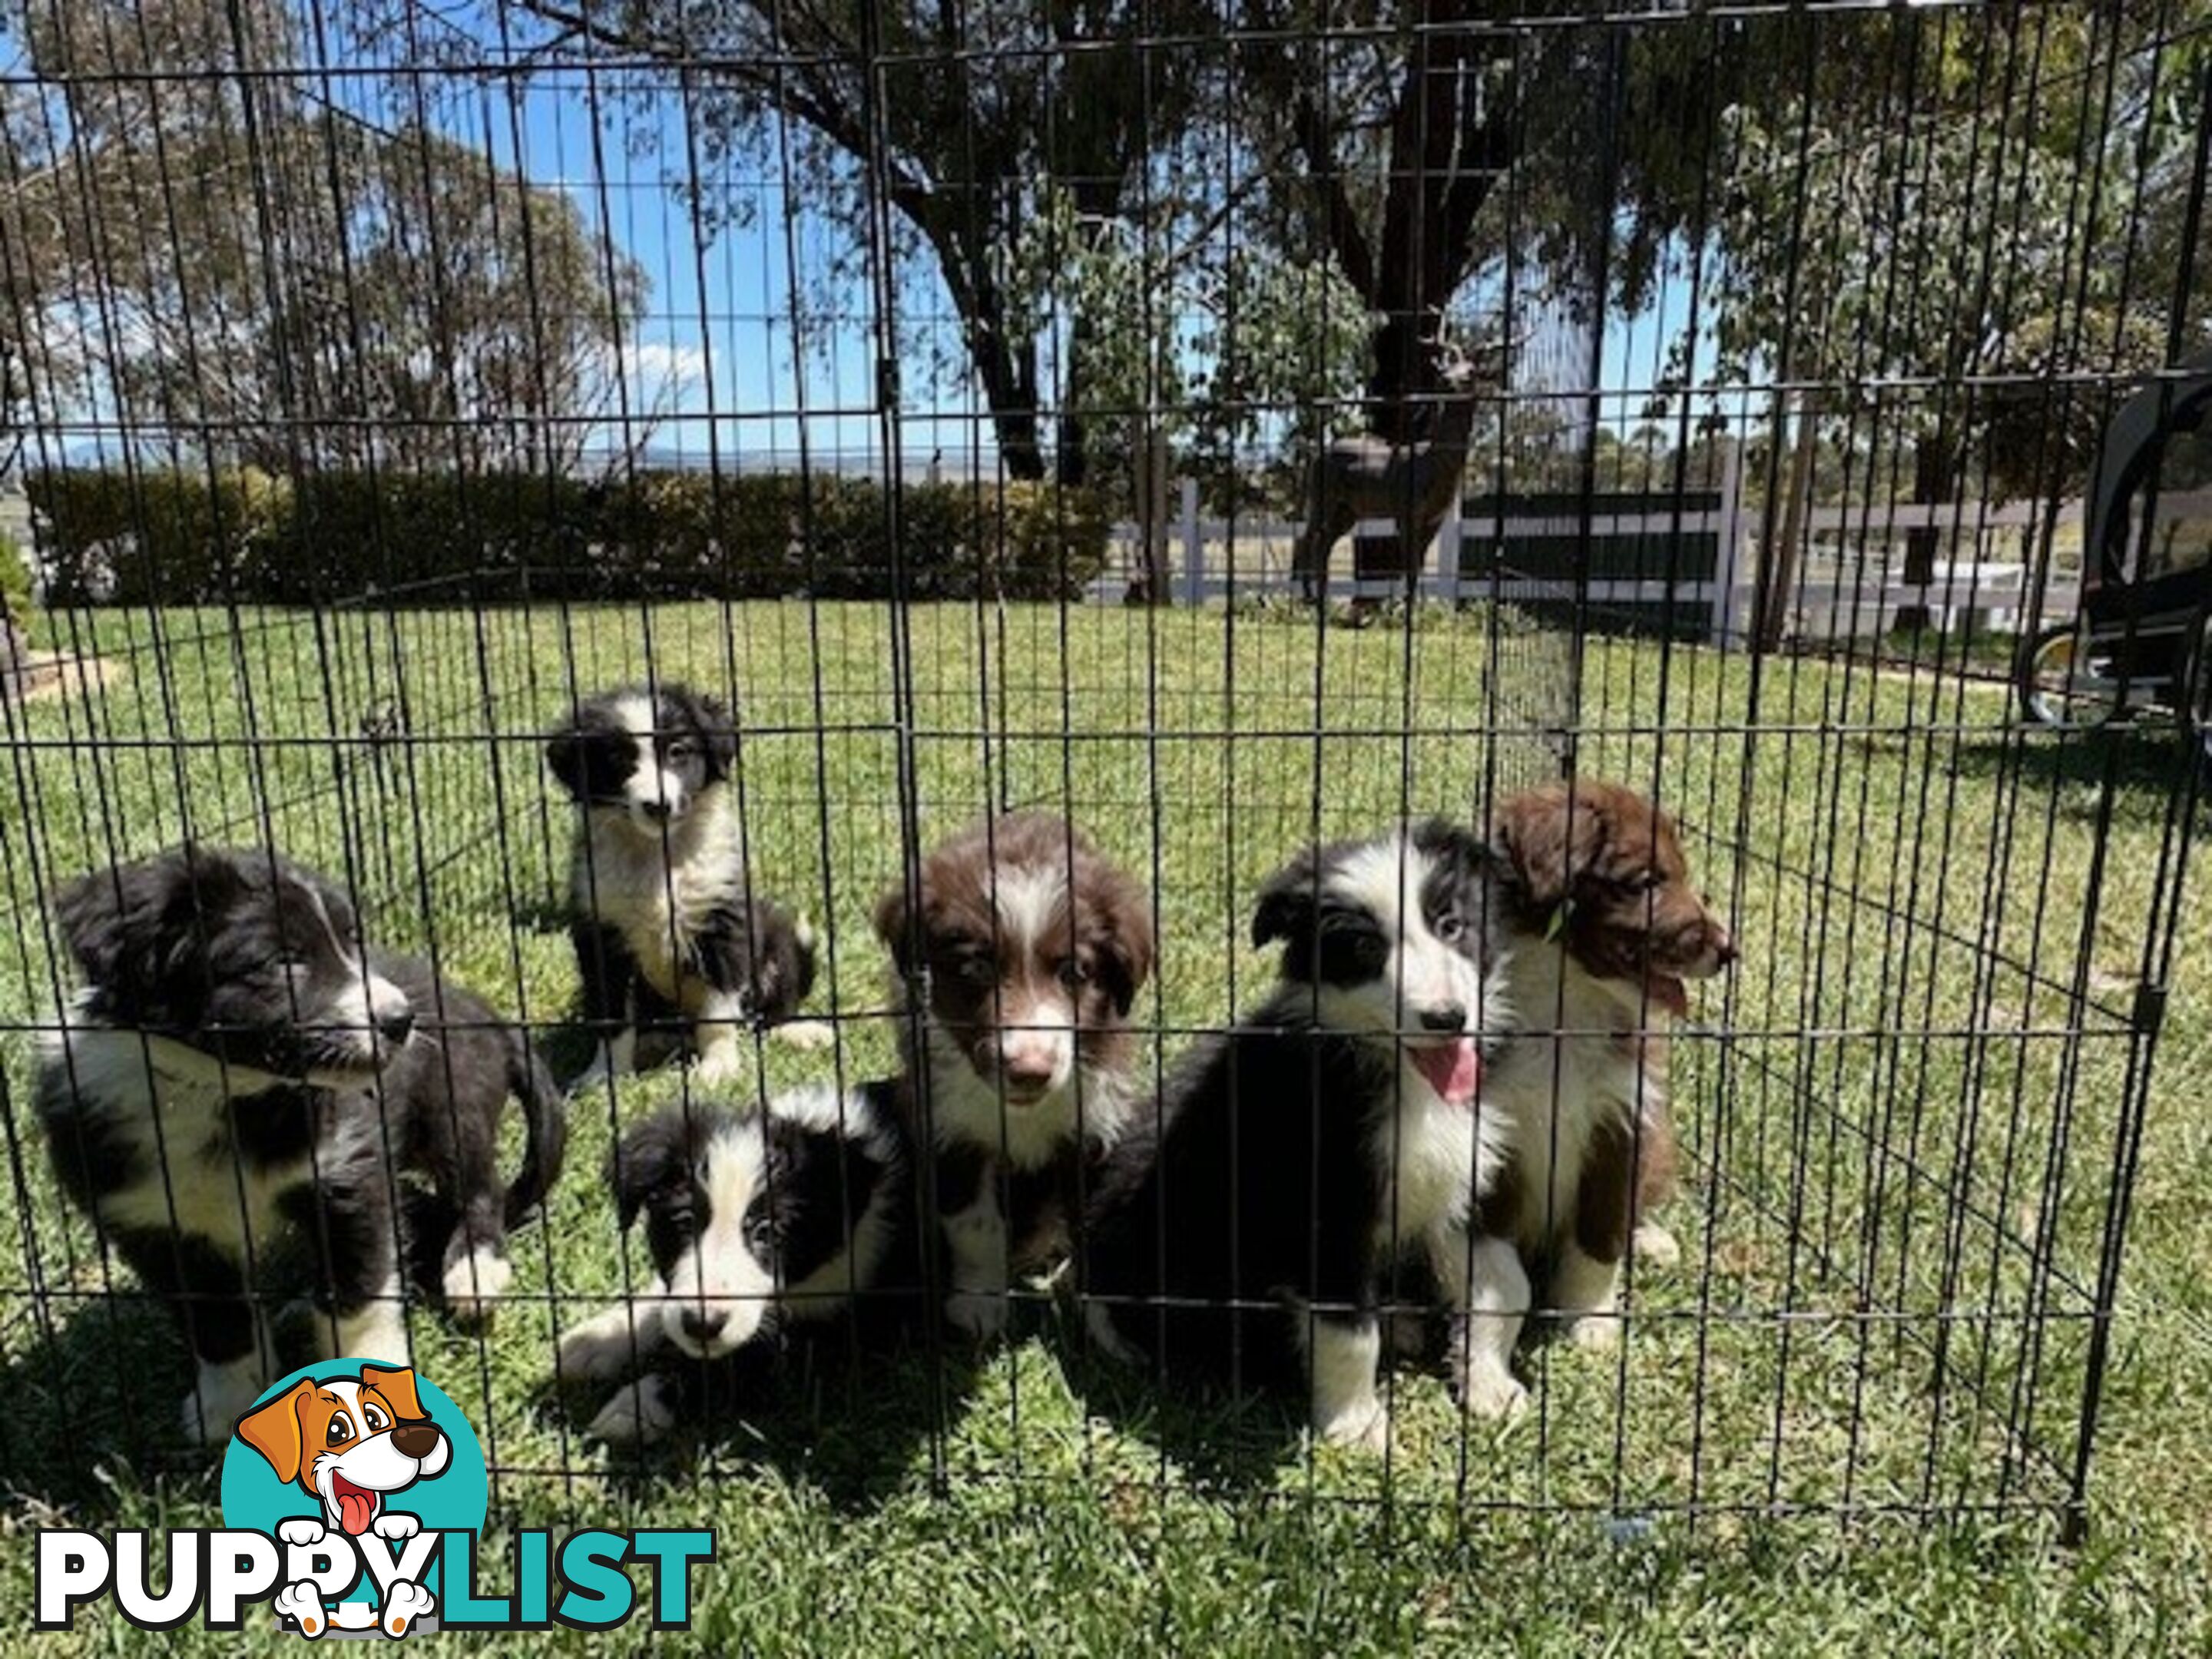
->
[1098,448,2085,648]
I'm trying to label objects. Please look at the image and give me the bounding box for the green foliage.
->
[0,0,648,474]
[0,528,30,631]
[25,468,1113,606]
[1624,3,2210,497]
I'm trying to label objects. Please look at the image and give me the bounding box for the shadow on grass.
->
[531,1298,987,1514]
[509,895,571,937]
[0,1293,311,1518]
[1945,723,2199,817]
[1039,1303,1311,1493]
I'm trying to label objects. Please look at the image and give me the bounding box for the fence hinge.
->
[2130,982,2168,1037]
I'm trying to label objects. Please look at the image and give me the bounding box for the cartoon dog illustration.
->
[237,1364,450,1637]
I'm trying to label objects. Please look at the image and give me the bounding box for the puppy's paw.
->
[558,1304,661,1386]
[1631,1220,1683,1270]
[945,1288,1010,1343]
[381,1581,434,1637]
[372,1512,421,1541]
[690,1046,747,1088]
[1563,1313,1621,1353]
[442,1246,515,1324]
[1454,1361,1530,1422]
[276,1518,328,1548]
[769,1018,836,1052]
[588,1375,679,1446]
[273,1581,329,1638]
[1316,1395,1392,1456]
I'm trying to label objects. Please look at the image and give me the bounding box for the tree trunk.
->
[1754,384,1820,654]
[1054,408,1089,489]
[968,337,1047,482]
[1893,432,1954,634]
[1130,422,1171,605]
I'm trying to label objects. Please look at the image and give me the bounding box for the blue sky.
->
[475,61,1715,475]
[11,11,1716,475]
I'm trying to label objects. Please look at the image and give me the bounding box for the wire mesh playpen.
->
[0,0,2206,1558]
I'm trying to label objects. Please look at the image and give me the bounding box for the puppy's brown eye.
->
[326,1412,353,1446]
[1434,912,1465,942]
[957,955,996,986]
[1057,957,1089,988]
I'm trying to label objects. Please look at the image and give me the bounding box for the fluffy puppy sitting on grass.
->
[546,680,827,1090]
[38,846,565,1441]
[1461,778,1736,1402]
[873,811,1154,1341]
[1081,819,1520,1447]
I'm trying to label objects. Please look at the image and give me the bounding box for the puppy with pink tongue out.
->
[1081,820,1519,1451]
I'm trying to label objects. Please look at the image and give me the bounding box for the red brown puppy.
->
[873,810,1154,1339]
[1468,779,1735,1401]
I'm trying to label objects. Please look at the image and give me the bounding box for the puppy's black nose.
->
[378,1011,415,1045]
[1714,932,1739,968]
[640,798,672,822]
[1418,1002,1467,1034]
[678,1307,727,1344]
[389,1422,441,1460]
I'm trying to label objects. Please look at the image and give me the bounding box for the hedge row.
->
[27,468,1114,606]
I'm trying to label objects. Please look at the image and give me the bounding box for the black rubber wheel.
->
[2015,621,2124,730]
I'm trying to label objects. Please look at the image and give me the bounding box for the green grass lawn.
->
[0,598,2207,1653]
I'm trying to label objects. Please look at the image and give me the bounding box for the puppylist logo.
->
[36,1359,713,1638]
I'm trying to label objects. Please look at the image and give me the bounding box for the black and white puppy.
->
[555,1084,910,1444]
[873,812,1154,1341]
[1081,820,1524,1449]
[38,846,566,1442]
[546,682,826,1089]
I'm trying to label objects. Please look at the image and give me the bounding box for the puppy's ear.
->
[359,1364,426,1422]
[689,690,737,780]
[1493,785,1607,916]
[52,846,244,995]
[545,718,584,799]
[235,1379,314,1483]
[1410,816,1492,882]
[51,866,144,992]
[873,879,916,976]
[611,1115,684,1233]
[1251,848,1323,950]
[1088,863,1155,1017]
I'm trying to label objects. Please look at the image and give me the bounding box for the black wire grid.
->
[0,2,2205,1544]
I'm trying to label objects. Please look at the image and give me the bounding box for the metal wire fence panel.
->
[0,0,2203,1579]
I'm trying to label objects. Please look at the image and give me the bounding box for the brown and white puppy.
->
[1469,780,1734,1394]
[873,811,1154,1340]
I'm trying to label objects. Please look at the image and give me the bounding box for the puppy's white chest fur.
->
[919,1019,1131,1170]
[43,1021,321,1262]
[1485,953,1644,1248]
[1369,1061,1504,1248]
[571,786,747,1005]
